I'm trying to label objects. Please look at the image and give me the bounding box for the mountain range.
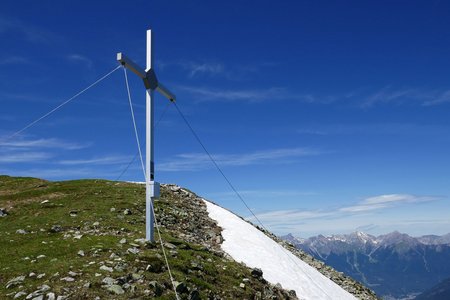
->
[281,231,450,299]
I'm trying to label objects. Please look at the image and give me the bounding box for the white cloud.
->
[177,85,288,103]
[58,155,132,166]
[340,194,437,212]
[1,138,90,150]
[67,54,93,69]
[0,56,30,66]
[247,193,441,234]
[422,90,450,106]
[0,152,52,163]
[159,147,319,171]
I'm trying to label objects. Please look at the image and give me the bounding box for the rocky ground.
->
[0,176,297,299]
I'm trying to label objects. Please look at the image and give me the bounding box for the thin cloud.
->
[67,54,93,69]
[340,194,437,212]
[0,56,31,66]
[1,138,90,150]
[177,86,291,103]
[159,147,320,171]
[248,193,441,229]
[422,90,450,106]
[0,15,56,43]
[58,155,132,166]
[0,152,52,163]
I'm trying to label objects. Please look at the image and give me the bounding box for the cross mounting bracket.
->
[117,52,176,102]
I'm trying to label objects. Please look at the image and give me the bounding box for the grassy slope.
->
[0,175,289,299]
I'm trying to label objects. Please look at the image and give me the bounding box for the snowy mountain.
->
[282,231,450,299]
[205,201,358,300]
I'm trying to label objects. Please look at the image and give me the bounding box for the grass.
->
[0,175,285,299]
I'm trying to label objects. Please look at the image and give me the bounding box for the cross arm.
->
[117,53,146,79]
[156,82,176,102]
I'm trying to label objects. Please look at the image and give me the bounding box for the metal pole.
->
[145,29,155,242]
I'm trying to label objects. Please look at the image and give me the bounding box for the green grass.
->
[0,175,283,299]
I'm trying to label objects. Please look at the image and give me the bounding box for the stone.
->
[102,277,117,286]
[93,222,99,226]
[174,281,188,294]
[31,296,43,300]
[127,247,140,255]
[40,200,49,204]
[83,282,91,288]
[49,225,62,233]
[123,209,132,215]
[119,238,127,244]
[68,271,79,277]
[36,255,46,259]
[251,267,263,278]
[14,291,27,299]
[148,281,163,297]
[36,274,45,279]
[110,207,116,212]
[56,297,68,300]
[29,272,36,278]
[0,208,8,217]
[189,289,201,300]
[16,229,27,234]
[60,277,74,282]
[69,210,77,217]
[46,292,56,300]
[106,284,125,295]
[6,275,25,289]
[99,265,114,273]
[77,250,85,257]
[239,283,245,289]
[164,242,177,250]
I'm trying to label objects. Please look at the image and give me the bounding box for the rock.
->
[110,207,116,212]
[25,285,50,299]
[106,284,125,295]
[83,282,91,288]
[6,275,25,289]
[56,296,68,300]
[123,209,132,215]
[0,208,8,217]
[36,274,45,279]
[16,229,27,234]
[148,281,164,297]
[189,289,201,300]
[40,200,49,204]
[77,250,85,257]
[99,265,114,273]
[93,221,99,226]
[14,291,27,299]
[31,296,43,300]
[36,255,46,259]
[251,268,263,278]
[68,271,79,277]
[127,247,140,255]
[102,277,117,286]
[29,272,36,278]
[174,281,188,294]
[239,283,245,289]
[164,242,177,250]
[49,225,62,233]
[69,210,77,217]
[119,238,127,244]
[60,277,74,282]
[46,292,56,300]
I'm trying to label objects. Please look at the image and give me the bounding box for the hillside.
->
[0,176,376,299]
[282,231,450,299]
[415,277,450,300]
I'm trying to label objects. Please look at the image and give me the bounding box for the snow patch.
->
[204,200,356,300]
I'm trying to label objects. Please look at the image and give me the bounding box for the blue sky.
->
[1,1,450,237]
